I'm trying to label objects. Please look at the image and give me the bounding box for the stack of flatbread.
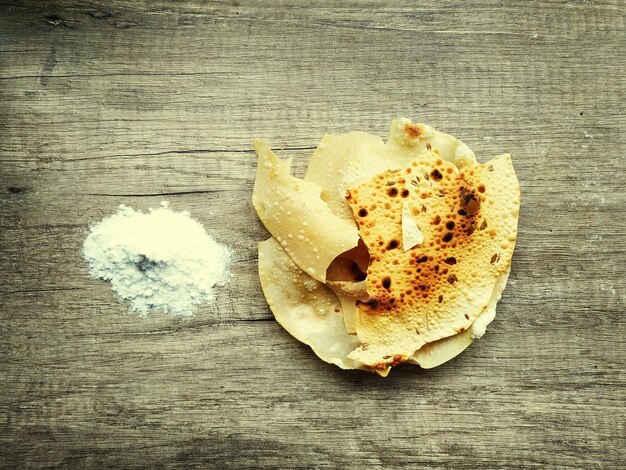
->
[252,118,520,376]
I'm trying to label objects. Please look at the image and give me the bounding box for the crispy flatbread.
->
[345,150,520,369]
[252,140,359,283]
[409,269,509,368]
[258,237,389,376]
[305,118,477,222]
[253,119,519,374]
[402,200,424,250]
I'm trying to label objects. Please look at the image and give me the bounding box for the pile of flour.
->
[83,202,231,316]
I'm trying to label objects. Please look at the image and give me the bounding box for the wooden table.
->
[1,1,624,468]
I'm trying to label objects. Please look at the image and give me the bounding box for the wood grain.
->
[1,0,624,468]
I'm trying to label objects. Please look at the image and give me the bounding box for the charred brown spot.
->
[387,187,399,197]
[465,198,480,214]
[335,308,341,313]
[386,239,399,250]
[491,253,500,264]
[382,276,392,289]
[426,143,432,150]
[460,189,481,215]
[446,221,455,230]
[434,264,440,273]
[464,313,470,320]
[430,169,443,181]
[418,284,428,291]
[358,208,368,217]
[423,173,430,181]
[458,209,467,216]
[389,297,396,304]
[480,220,488,230]
[401,189,410,198]
[432,215,441,225]
[444,257,457,265]
[442,232,453,242]
[386,181,396,187]
[421,205,427,213]
[447,274,457,284]
[357,298,379,310]
[405,123,422,138]
[416,255,428,263]
[478,184,486,193]
[438,295,444,303]
[392,354,405,365]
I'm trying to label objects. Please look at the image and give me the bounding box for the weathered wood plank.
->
[1,0,624,468]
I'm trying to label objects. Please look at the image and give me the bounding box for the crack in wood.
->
[0,287,84,295]
[85,190,228,197]
[64,146,317,161]
[0,71,242,81]
[81,318,275,337]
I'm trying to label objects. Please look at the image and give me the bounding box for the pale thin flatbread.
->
[252,140,359,283]
[386,118,477,169]
[346,150,520,370]
[258,237,389,376]
[334,292,360,335]
[402,200,424,250]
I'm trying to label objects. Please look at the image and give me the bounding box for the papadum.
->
[252,118,520,375]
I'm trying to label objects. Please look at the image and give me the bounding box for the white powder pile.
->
[83,202,231,316]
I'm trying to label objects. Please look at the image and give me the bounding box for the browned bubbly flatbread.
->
[345,150,519,369]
